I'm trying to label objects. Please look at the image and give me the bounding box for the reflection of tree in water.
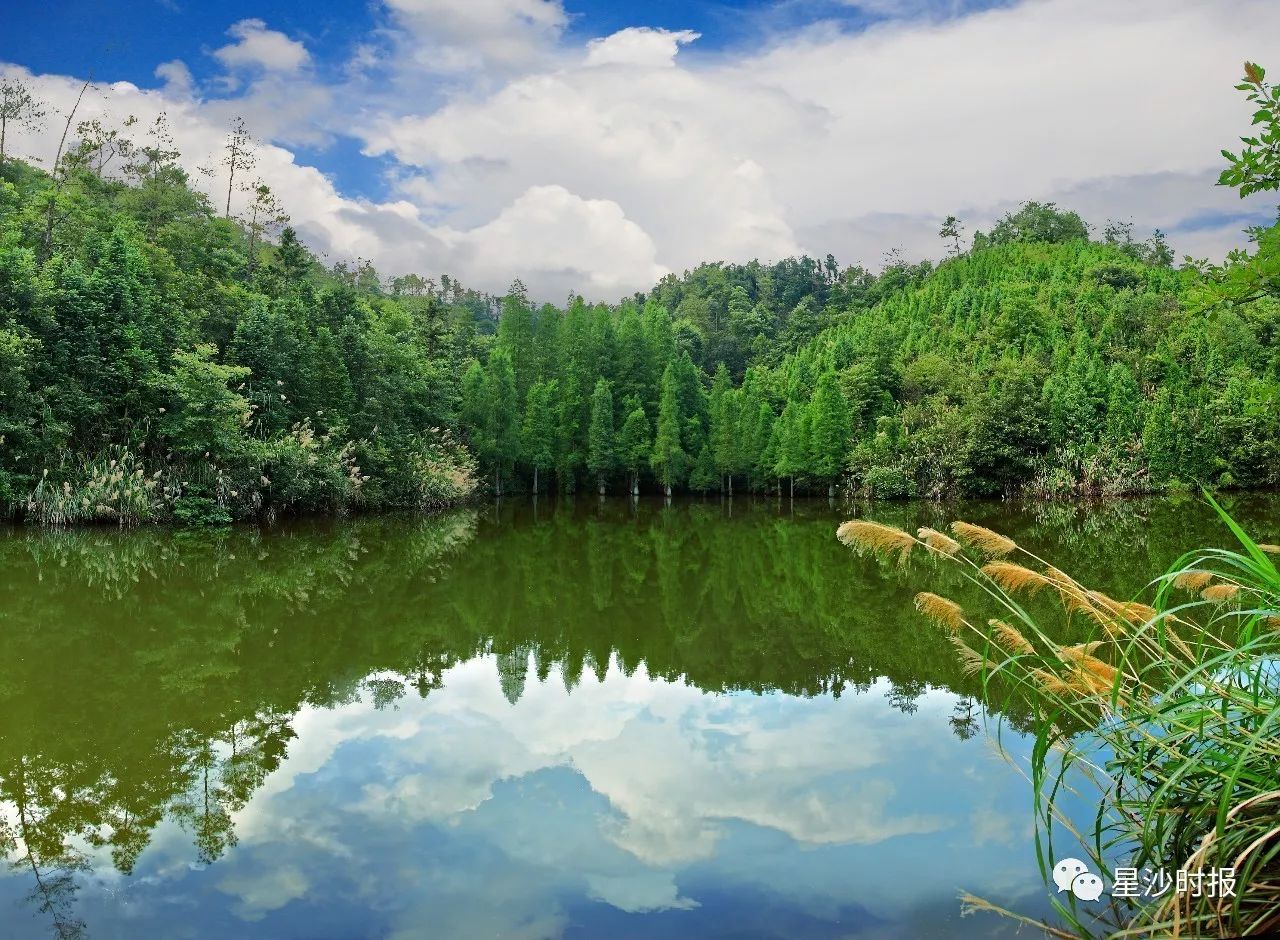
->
[168,711,297,865]
[3,759,89,939]
[950,697,979,741]
[496,647,532,705]
[0,496,1274,934]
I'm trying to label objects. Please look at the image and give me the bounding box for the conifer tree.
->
[521,379,557,494]
[485,350,519,495]
[618,398,651,495]
[773,401,808,498]
[651,364,687,496]
[808,370,853,496]
[587,378,616,494]
[708,363,739,493]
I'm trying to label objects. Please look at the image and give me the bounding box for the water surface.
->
[1,495,1275,939]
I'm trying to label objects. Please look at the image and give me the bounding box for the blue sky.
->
[1,0,1273,299]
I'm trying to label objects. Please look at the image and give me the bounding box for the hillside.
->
[762,237,1280,498]
[2,148,1278,520]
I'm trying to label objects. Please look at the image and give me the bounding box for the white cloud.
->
[380,0,568,74]
[217,864,310,920]
[213,19,311,73]
[584,28,701,68]
[154,59,193,97]
[6,0,1280,301]
[362,0,1279,294]
[439,185,669,297]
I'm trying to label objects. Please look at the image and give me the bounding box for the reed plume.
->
[1119,601,1157,625]
[982,561,1051,595]
[1173,569,1214,592]
[949,636,986,676]
[1029,667,1074,696]
[917,527,962,556]
[950,521,1017,558]
[990,619,1034,655]
[1060,589,1112,629]
[837,520,915,563]
[846,492,1280,940]
[1201,582,1240,602]
[1058,645,1120,687]
[914,592,964,631]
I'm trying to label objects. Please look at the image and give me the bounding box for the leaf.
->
[1244,61,1265,84]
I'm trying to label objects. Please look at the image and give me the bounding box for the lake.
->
[1,494,1275,939]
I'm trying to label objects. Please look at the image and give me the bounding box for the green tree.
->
[155,345,251,461]
[485,350,520,495]
[773,400,808,498]
[617,399,651,495]
[807,370,853,496]
[0,79,45,170]
[1219,62,1280,196]
[587,379,616,494]
[521,379,557,494]
[650,364,686,496]
[708,363,739,493]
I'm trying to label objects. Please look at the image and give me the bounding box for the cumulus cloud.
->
[439,185,669,297]
[5,0,1279,300]
[213,19,312,73]
[363,0,1279,292]
[584,28,701,68]
[154,59,194,97]
[380,0,568,74]
[155,658,1029,937]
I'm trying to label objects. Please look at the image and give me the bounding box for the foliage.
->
[0,133,480,524]
[1218,62,1280,198]
[838,501,1280,939]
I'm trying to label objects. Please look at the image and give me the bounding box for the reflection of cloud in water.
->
[32,654,1043,939]
[215,656,1026,931]
[217,864,310,921]
[316,656,951,870]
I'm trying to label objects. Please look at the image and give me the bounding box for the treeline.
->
[0,107,486,524]
[457,206,1280,499]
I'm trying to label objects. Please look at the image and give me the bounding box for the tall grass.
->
[837,496,1280,939]
[25,447,164,526]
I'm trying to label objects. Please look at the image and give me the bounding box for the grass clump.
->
[837,495,1280,939]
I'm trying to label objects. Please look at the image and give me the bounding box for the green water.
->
[0,494,1275,939]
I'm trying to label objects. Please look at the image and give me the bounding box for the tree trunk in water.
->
[789,476,794,500]
[665,482,672,497]
[728,475,733,497]
[533,466,538,495]
[598,475,606,496]
[632,473,639,496]
[827,482,834,498]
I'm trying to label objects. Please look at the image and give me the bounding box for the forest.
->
[1,64,1279,522]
